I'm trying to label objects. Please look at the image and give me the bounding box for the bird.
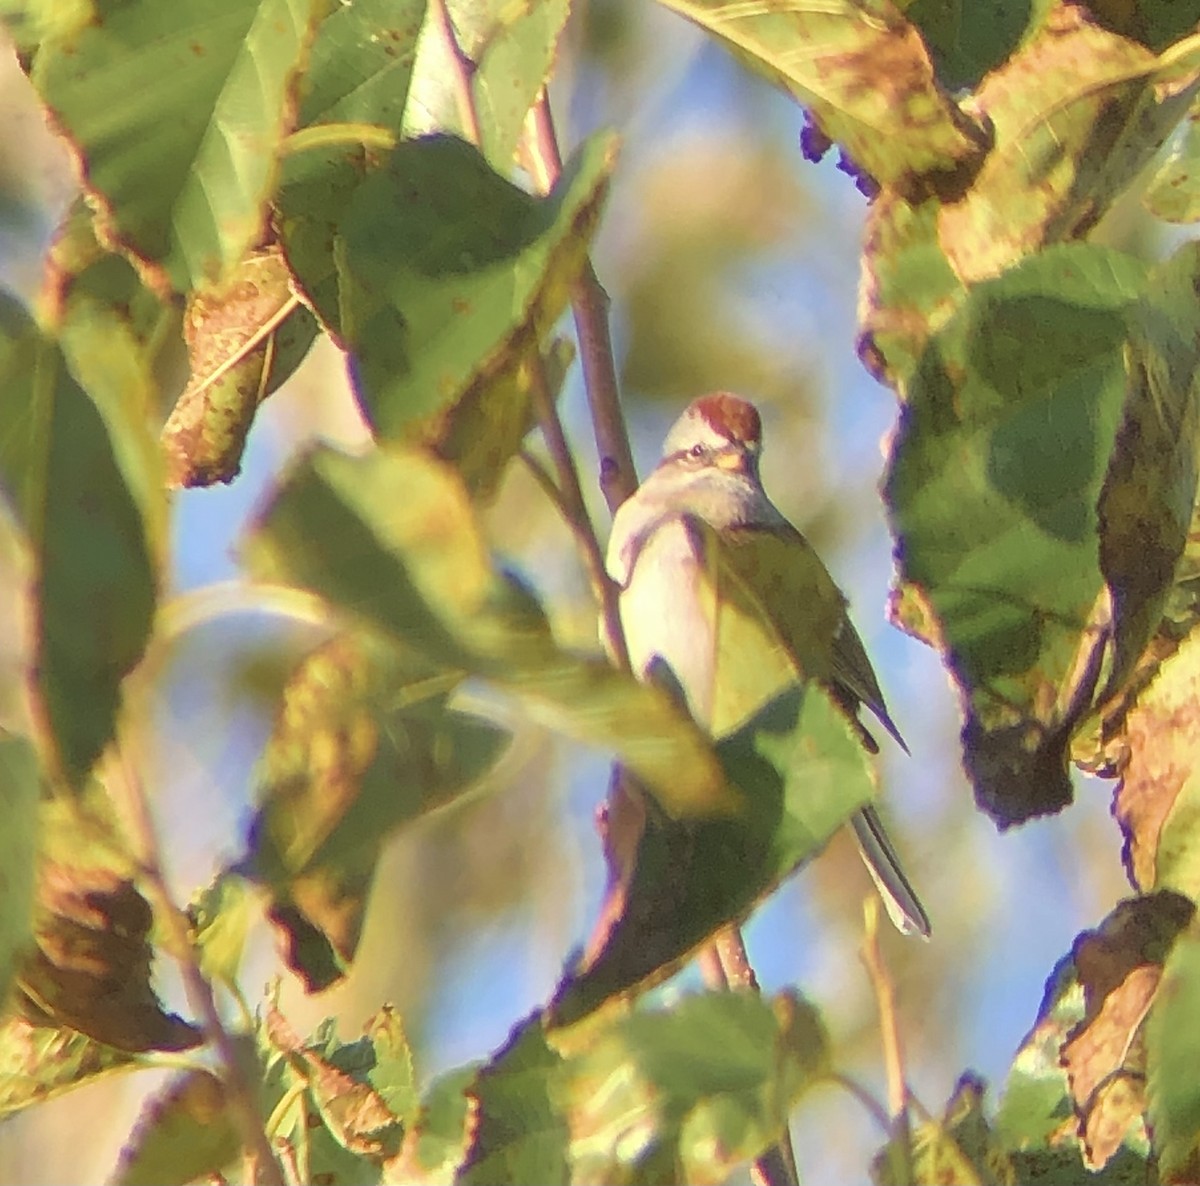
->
[605,392,929,937]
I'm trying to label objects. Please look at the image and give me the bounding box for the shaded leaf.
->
[112,1070,241,1186]
[652,0,987,191]
[938,6,1200,284]
[1147,916,1200,1180]
[296,133,613,442]
[559,990,829,1185]
[0,294,158,786]
[30,0,327,293]
[1098,242,1200,695]
[0,1013,140,1116]
[550,686,874,1025]
[1144,110,1200,223]
[0,731,40,1006]
[886,243,1146,826]
[238,631,506,990]
[905,0,1036,90]
[1115,626,1200,898]
[240,445,734,820]
[161,242,318,488]
[16,863,201,1054]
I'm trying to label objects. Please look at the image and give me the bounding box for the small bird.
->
[606,393,929,937]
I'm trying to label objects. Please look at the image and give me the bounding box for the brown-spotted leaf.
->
[652,0,988,192]
[16,863,201,1053]
[857,189,967,394]
[1062,893,1193,1169]
[1115,624,1200,896]
[939,6,1200,285]
[161,242,318,488]
[0,1013,140,1116]
[264,1005,402,1159]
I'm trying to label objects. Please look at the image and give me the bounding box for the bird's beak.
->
[714,449,752,475]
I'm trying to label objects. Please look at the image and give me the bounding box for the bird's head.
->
[660,393,764,482]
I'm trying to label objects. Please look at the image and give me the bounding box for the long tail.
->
[850,805,931,938]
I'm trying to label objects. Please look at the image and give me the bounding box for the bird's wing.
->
[724,522,908,752]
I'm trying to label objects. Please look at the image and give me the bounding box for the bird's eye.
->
[689,443,705,459]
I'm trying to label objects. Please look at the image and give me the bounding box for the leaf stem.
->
[522,93,638,513]
[280,122,397,157]
[110,741,284,1186]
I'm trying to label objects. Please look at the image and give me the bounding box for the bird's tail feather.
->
[850,805,930,938]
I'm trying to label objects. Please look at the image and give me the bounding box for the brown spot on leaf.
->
[16,864,201,1053]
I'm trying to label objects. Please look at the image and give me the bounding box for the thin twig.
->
[523,94,638,513]
[828,1072,893,1134]
[427,0,482,145]
[111,743,285,1186]
[528,356,630,670]
[861,897,913,1184]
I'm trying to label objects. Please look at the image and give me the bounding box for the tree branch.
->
[111,742,284,1186]
[522,93,638,513]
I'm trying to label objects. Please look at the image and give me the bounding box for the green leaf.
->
[886,243,1147,825]
[112,1071,241,1186]
[0,294,158,785]
[274,0,426,324]
[1145,111,1200,223]
[238,631,507,990]
[459,1018,569,1186]
[187,872,255,989]
[240,444,734,821]
[404,0,571,169]
[857,191,966,393]
[560,990,829,1185]
[938,11,1200,285]
[875,1074,1006,1186]
[0,1014,140,1116]
[390,1066,476,1183]
[549,685,875,1025]
[1148,917,1200,1179]
[30,0,327,293]
[650,0,986,188]
[295,133,614,441]
[0,732,39,1007]
[364,1006,418,1128]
